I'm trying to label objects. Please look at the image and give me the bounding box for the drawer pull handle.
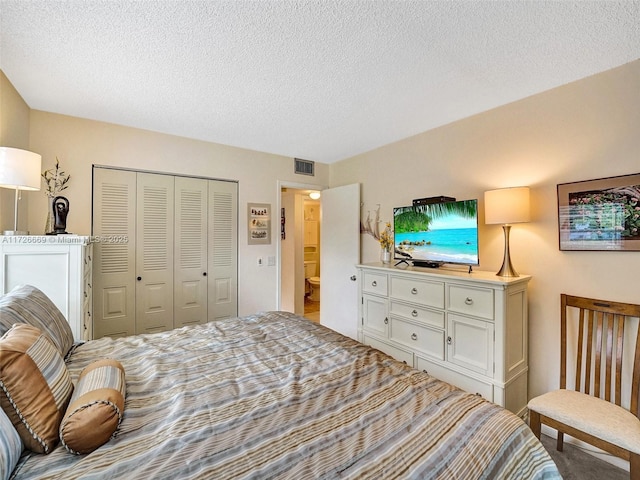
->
[411,333,418,341]
[447,336,452,345]
[411,309,418,317]
[384,317,389,325]
[372,280,377,287]
[411,288,418,294]
[465,297,473,305]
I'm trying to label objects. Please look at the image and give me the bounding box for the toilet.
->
[308,276,321,302]
[304,261,320,302]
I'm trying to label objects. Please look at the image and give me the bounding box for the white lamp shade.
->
[484,186,530,225]
[0,147,42,191]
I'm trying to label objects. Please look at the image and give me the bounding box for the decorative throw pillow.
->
[0,284,75,357]
[0,324,74,454]
[0,408,23,480]
[60,358,126,455]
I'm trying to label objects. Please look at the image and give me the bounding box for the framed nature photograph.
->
[557,173,640,251]
[248,203,271,245]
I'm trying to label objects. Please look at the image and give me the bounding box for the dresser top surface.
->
[357,262,531,286]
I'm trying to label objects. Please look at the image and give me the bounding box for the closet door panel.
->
[136,173,174,334]
[174,176,208,327]
[93,168,137,338]
[208,180,238,321]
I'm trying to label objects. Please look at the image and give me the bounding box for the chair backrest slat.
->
[615,314,624,406]
[562,294,640,418]
[633,325,640,416]
[584,309,594,394]
[604,312,614,402]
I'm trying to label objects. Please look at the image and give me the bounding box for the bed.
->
[2,288,560,479]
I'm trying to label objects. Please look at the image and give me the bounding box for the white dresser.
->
[0,236,93,342]
[356,262,531,417]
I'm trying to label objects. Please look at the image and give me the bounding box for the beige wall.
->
[331,59,640,400]
[0,71,32,231]
[26,111,328,315]
[6,59,640,403]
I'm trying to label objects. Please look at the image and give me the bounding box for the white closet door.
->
[136,173,175,334]
[92,168,137,338]
[208,180,238,321]
[174,176,208,327]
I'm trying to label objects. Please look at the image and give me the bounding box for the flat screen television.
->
[393,199,479,267]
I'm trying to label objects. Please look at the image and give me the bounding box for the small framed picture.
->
[557,173,640,251]
[248,203,271,245]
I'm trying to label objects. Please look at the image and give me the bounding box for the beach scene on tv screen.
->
[394,202,479,265]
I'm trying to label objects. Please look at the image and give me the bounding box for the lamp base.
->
[2,230,29,236]
[496,224,519,277]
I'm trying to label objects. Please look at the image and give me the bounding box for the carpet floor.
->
[541,434,628,479]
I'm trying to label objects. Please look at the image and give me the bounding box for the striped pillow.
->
[60,359,126,455]
[0,324,74,454]
[0,284,75,357]
[0,408,23,480]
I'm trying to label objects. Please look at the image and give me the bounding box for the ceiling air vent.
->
[294,158,314,176]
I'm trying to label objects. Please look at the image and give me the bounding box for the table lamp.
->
[484,186,530,277]
[0,147,42,235]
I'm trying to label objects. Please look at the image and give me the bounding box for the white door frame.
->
[276,180,326,311]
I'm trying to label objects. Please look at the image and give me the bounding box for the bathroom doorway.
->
[279,186,322,322]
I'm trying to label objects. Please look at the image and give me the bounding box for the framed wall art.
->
[557,173,640,251]
[248,203,271,245]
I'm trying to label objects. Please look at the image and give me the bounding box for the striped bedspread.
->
[11,312,560,479]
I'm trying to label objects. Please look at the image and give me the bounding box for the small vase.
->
[381,248,391,264]
[44,197,54,234]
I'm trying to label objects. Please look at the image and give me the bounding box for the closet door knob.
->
[372,281,377,287]
[384,317,389,325]
[411,309,418,317]
[465,297,473,305]
[137,276,142,281]
[447,336,452,345]
[411,333,418,341]
[411,288,418,294]
[203,272,207,276]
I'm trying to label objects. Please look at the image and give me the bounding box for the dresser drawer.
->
[390,317,444,360]
[362,271,388,296]
[389,301,444,329]
[390,276,444,308]
[448,284,494,320]
[363,334,414,365]
[416,356,493,401]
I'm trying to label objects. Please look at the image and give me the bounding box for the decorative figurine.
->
[53,196,70,234]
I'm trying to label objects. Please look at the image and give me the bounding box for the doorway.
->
[279,185,322,322]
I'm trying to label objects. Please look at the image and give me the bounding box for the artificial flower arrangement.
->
[379,222,393,251]
[42,157,70,198]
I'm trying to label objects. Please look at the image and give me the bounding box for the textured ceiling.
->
[1,1,639,163]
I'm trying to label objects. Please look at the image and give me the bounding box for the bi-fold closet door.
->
[92,167,237,339]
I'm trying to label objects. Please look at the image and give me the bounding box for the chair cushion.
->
[0,408,23,480]
[0,324,74,454]
[0,284,75,357]
[59,358,126,455]
[528,389,640,454]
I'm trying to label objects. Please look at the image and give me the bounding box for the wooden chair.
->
[528,294,640,479]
